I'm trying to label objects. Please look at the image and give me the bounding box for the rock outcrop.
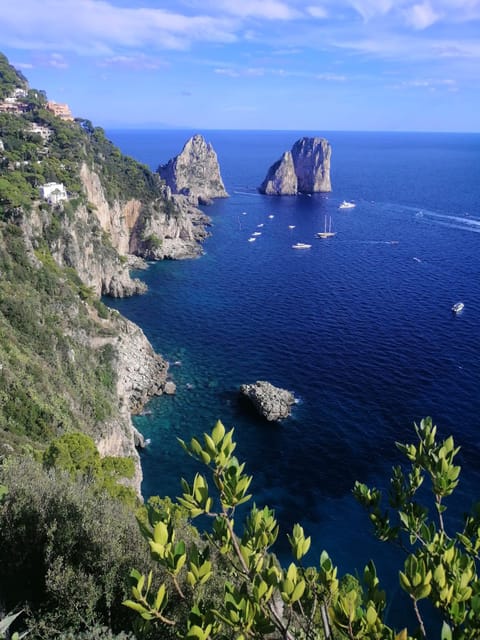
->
[80,163,211,267]
[157,134,228,205]
[259,137,331,195]
[240,380,295,421]
[94,314,169,494]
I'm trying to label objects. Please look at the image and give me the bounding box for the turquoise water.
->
[106,129,480,629]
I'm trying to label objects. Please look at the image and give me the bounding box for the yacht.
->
[339,200,356,209]
[292,242,312,249]
[452,302,464,314]
[315,216,336,239]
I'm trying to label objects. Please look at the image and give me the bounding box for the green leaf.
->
[441,621,452,640]
[212,420,225,445]
[122,600,150,615]
[154,583,166,611]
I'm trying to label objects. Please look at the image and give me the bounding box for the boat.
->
[315,216,336,239]
[292,242,312,249]
[452,302,464,314]
[248,237,256,242]
[339,200,356,209]
[257,223,264,228]
[268,214,275,219]
[288,225,296,229]
[252,231,262,236]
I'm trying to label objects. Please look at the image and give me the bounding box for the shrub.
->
[0,455,152,637]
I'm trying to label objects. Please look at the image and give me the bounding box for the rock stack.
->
[157,134,228,205]
[259,136,331,195]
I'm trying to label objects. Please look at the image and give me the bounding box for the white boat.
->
[268,214,275,219]
[339,200,356,209]
[452,302,464,314]
[288,225,296,229]
[292,242,311,249]
[257,223,264,228]
[252,231,262,236]
[315,216,336,239]
[248,237,256,242]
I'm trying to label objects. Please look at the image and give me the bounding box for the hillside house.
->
[39,182,68,204]
[46,101,74,121]
[28,123,52,141]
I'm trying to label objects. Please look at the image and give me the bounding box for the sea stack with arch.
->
[259,136,332,195]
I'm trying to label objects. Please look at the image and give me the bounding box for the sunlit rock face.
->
[259,137,331,195]
[157,134,228,205]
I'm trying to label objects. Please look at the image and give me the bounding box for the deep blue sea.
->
[106,129,480,630]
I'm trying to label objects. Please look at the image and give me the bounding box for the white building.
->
[39,182,68,204]
[28,123,52,141]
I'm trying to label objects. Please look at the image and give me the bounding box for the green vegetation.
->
[0,224,118,447]
[0,453,149,637]
[79,121,165,205]
[43,432,137,506]
[123,419,480,640]
[0,52,27,98]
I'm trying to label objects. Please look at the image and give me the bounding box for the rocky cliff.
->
[93,313,169,494]
[157,134,228,205]
[18,163,211,299]
[259,137,332,195]
[0,52,221,498]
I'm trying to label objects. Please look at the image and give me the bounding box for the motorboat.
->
[292,243,311,249]
[248,237,256,242]
[252,231,262,236]
[288,225,296,229]
[452,302,464,314]
[339,200,356,209]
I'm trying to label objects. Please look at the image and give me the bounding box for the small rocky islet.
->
[239,380,296,421]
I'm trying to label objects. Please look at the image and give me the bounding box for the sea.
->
[106,129,480,631]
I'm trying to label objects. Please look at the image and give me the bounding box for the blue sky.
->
[0,0,479,131]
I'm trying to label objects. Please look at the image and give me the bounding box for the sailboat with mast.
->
[315,216,336,239]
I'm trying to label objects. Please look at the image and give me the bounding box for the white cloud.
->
[197,0,300,20]
[214,66,266,77]
[348,0,395,21]
[316,72,347,81]
[391,77,459,91]
[0,0,237,54]
[13,62,34,69]
[404,2,441,28]
[306,5,329,18]
[98,54,167,70]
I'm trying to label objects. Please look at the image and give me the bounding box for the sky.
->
[0,0,479,131]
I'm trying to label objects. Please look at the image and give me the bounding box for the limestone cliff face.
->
[258,151,298,196]
[80,163,211,264]
[22,202,146,298]
[93,314,169,495]
[157,134,228,205]
[259,136,332,195]
[22,163,212,298]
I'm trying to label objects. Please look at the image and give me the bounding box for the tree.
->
[123,421,407,639]
[354,417,480,640]
[124,419,480,639]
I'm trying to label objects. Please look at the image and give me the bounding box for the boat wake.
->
[415,209,480,233]
[233,190,262,197]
